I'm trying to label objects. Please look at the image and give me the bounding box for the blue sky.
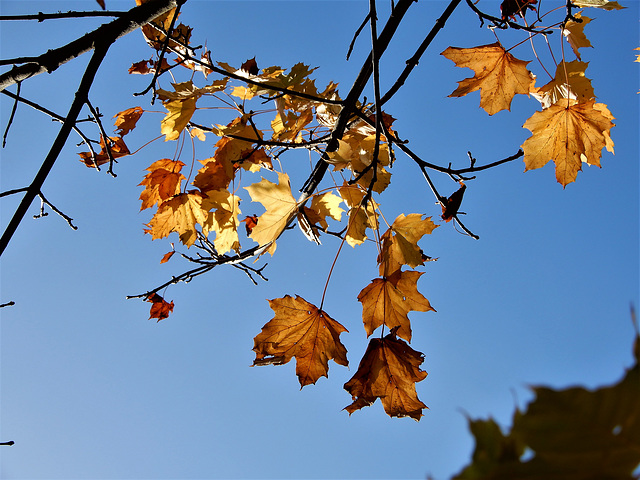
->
[1,1,638,479]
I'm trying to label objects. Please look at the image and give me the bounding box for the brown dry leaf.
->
[358,270,435,342]
[253,295,349,388]
[146,293,174,322]
[522,99,615,186]
[245,172,298,255]
[78,135,129,168]
[344,327,428,420]
[563,13,593,60]
[113,106,144,136]
[145,191,213,247]
[441,181,466,222]
[442,42,535,115]
[500,0,537,20]
[241,215,259,235]
[160,250,175,264]
[96,0,106,10]
[138,159,185,211]
[531,61,594,109]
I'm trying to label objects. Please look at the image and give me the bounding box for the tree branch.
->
[0,0,179,91]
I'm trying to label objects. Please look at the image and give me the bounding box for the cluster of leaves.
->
[78,0,627,420]
[452,327,640,479]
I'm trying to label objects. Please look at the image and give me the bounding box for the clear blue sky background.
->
[1,1,638,479]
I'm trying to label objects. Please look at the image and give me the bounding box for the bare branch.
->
[0,0,179,91]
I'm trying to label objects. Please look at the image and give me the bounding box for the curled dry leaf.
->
[441,181,466,222]
[344,327,428,420]
[146,293,174,321]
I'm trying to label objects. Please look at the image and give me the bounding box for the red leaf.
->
[146,293,174,322]
[242,215,259,235]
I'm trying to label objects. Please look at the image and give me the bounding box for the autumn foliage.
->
[66,0,629,421]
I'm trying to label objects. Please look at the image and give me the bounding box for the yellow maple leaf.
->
[338,185,379,247]
[563,13,593,60]
[378,214,438,277]
[358,270,435,342]
[145,191,213,247]
[344,327,427,420]
[531,61,594,109]
[572,0,624,10]
[522,99,615,186]
[204,189,241,255]
[442,42,535,115]
[253,295,349,388]
[245,172,298,255]
[156,80,228,141]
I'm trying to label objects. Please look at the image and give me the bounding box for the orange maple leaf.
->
[113,107,143,136]
[522,99,615,186]
[358,270,435,342]
[241,215,259,235]
[78,135,129,168]
[146,293,174,322]
[138,159,185,211]
[245,172,298,255]
[442,42,535,115]
[253,295,349,388]
[344,327,428,420]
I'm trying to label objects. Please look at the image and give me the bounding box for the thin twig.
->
[0,11,129,21]
[2,80,20,147]
[36,192,78,230]
[85,99,117,176]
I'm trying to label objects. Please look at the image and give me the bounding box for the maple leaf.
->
[160,250,175,264]
[442,42,535,115]
[204,189,242,255]
[522,99,615,186]
[146,293,174,322]
[378,214,438,277]
[500,0,537,20]
[531,61,594,109]
[78,135,129,168]
[344,327,428,420]
[563,13,593,60]
[241,57,259,75]
[113,107,144,136]
[338,184,379,247]
[253,295,349,388]
[138,159,185,211]
[298,191,345,242]
[145,191,213,247]
[128,58,170,75]
[453,331,640,479]
[241,215,258,235]
[358,270,434,342]
[156,80,228,141]
[441,181,466,222]
[572,0,625,10]
[245,172,298,255]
